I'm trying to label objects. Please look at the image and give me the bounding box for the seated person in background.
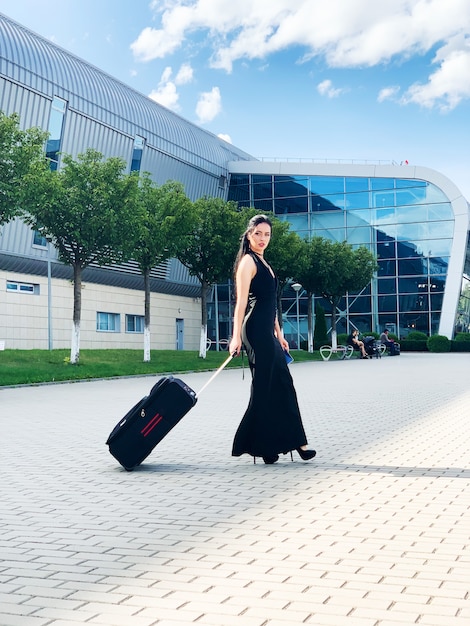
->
[347,329,369,359]
[380,329,398,355]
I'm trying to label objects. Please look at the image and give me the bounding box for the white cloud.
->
[217,133,232,143]
[317,79,345,98]
[175,63,194,85]
[401,35,470,111]
[196,87,222,123]
[148,64,194,111]
[131,0,470,109]
[377,86,400,103]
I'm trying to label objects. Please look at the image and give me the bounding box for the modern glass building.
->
[0,12,469,350]
[226,161,470,341]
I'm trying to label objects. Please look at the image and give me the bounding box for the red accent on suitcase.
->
[141,414,163,437]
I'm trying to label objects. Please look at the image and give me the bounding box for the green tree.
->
[0,111,48,226]
[22,149,140,364]
[298,237,377,350]
[177,197,243,358]
[131,176,195,361]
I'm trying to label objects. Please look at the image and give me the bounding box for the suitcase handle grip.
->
[196,353,234,397]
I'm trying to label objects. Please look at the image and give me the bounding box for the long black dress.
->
[232,252,308,458]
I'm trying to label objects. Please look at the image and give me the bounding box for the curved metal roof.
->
[0,12,254,169]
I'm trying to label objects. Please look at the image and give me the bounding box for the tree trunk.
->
[143,268,151,362]
[199,279,210,358]
[70,263,82,364]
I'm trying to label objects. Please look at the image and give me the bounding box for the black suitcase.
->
[106,376,197,470]
[106,354,233,470]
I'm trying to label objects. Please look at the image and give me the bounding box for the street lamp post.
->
[292,282,302,349]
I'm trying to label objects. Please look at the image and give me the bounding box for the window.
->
[46,96,67,170]
[32,231,48,248]
[6,280,38,294]
[96,312,120,332]
[130,135,145,172]
[126,314,144,333]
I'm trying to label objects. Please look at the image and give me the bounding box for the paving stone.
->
[1,353,469,626]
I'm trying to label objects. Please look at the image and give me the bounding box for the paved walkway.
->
[1,353,469,626]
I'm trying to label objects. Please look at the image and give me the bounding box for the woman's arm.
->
[229,255,256,356]
[274,316,289,351]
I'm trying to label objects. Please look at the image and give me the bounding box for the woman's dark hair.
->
[233,214,272,278]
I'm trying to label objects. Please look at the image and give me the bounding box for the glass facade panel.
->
[430,293,444,310]
[398,258,428,275]
[347,226,371,245]
[428,203,453,221]
[312,212,344,230]
[310,177,344,195]
[228,174,250,203]
[376,224,397,241]
[316,228,346,243]
[348,296,371,313]
[278,213,309,235]
[395,205,428,223]
[398,276,429,293]
[253,175,272,200]
[274,195,308,214]
[395,180,427,206]
[400,294,429,312]
[428,221,454,239]
[373,189,395,208]
[429,258,449,274]
[345,179,370,209]
[378,295,397,312]
[374,207,396,224]
[378,259,396,276]
[396,241,424,258]
[274,176,308,197]
[426,240,452,257]
[400,313,429,335]
[254,199,274,214]
[378,278,396,294]
[377,241,396,259]
[428,276,446,291]
[311,194,344,211]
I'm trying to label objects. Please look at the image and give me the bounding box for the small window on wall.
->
[126,314,144,333]
[130,135,145,173]
[96,312,120,332]
[32,231,48,248]
[46,96,67,170]
[6,280,39,294]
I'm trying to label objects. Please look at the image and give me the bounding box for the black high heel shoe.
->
[295,447,316,461]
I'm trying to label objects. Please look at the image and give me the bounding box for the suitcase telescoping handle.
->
[196,352,235,398]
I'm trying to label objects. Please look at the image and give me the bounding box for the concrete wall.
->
[0,270,201,351]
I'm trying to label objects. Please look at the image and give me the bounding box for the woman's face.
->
[248,222,271,255]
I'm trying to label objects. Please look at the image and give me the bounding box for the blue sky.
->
[1,0,469,199]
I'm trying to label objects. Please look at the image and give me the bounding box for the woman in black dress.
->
[229,214,316,464]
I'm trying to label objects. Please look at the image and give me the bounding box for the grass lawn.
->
[0,348,322,387]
